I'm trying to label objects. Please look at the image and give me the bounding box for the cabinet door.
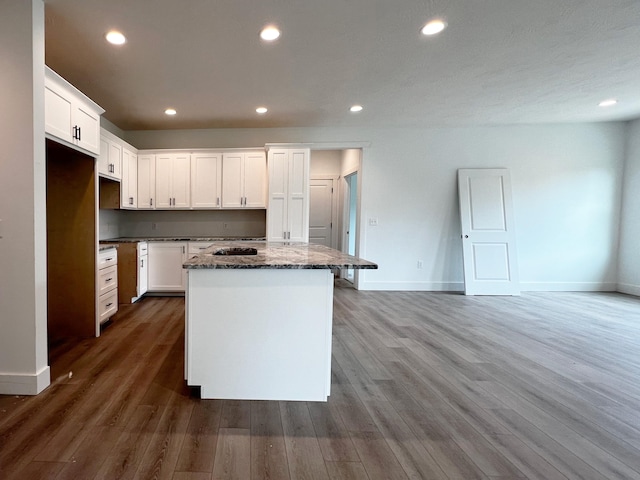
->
[267,149,288,240]
[267,148,309,242]
[171,154,191,208]
[147,242,187,291]
[191,153,222,208]
[137,154,156,209]
[44,82,73,144]
[138,255,148,297]
[73,101,101,155]
[98,137,111,177]
[286,149,309,242]
[121,148,138,208]
[243,151,267,208]
[222,153,243,208]
[155,154,173,208]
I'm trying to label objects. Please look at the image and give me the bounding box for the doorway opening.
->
[344,171,358,283]
[308,148,362,287]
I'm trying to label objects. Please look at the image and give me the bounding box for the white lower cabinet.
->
[148,242,188,292]
[138,242,149,297]
[97,248,118,325]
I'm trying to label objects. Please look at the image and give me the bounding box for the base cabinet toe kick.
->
[182,242,377,401]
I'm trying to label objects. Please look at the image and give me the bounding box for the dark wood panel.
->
[46,141,96,340]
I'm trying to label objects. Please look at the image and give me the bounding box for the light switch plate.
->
[369,218,378,226]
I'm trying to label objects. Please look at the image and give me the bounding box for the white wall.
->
[618,119,640,295]
[0,0,49,394]
[127,122,626,292]
[310,150,341,176]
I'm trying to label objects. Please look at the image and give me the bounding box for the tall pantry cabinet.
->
[266,147,310,242]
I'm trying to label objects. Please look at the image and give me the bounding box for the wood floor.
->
[1,288,640,479]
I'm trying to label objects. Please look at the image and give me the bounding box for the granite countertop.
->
[183,242,378,270]
[100,236,266,243]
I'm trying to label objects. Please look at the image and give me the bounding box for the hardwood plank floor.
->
[1,289,640,479]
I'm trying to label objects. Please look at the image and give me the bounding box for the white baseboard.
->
[616,283,640,297]
[359,281,464,291]
[520,282,617,292]
[0,366,50,395]
[359,280,620,293]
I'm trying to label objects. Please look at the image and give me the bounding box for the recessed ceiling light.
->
[105,30,126,45]
[598,98,617,107]
[256,107,268,114]
[421,19,447,36]
[350,105,363,113]
[260,25,281,41]
[164,108,177,116]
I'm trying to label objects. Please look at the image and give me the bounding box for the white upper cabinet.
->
[222,151,266,209]
[155,153,191,209]
[121,147,138,209]
[137,154,156,209]
[45,67,103,156]
[267,148,310,242]
[98,134,122,180]
[191,152,222,209]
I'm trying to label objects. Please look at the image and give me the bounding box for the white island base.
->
[185,268,334,401]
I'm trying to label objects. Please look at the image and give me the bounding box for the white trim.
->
[0,366,50,395]
[360,281,464,292]
[359,280,619,293]
[266,141,371,150]
[520,282,617,292]
[616,283,640,296]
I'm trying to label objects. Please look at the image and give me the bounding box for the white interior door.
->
[458,168,520,295]
[309,179,334,247]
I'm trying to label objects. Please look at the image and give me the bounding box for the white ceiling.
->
[44,0,640,131]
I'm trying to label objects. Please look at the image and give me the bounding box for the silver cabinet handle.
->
[141,259,144,268]
[182,246,185,254]
[106,277,113,282]
[129,197,134,205]
[150,198,153,206]
[106,302,113,308]
[217,197,220,206]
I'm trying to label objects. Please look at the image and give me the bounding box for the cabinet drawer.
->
[138,242,148,256]
[98,289,118,324]
[98,248,118,268]
[98,265,118,295]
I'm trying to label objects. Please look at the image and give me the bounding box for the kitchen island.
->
[183,242,377,401]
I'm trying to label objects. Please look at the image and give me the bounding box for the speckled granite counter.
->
[183,241,378,270]
[100,236,266,243]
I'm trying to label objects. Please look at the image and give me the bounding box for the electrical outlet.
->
[417,260,423,269]
[369,218,378,226]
